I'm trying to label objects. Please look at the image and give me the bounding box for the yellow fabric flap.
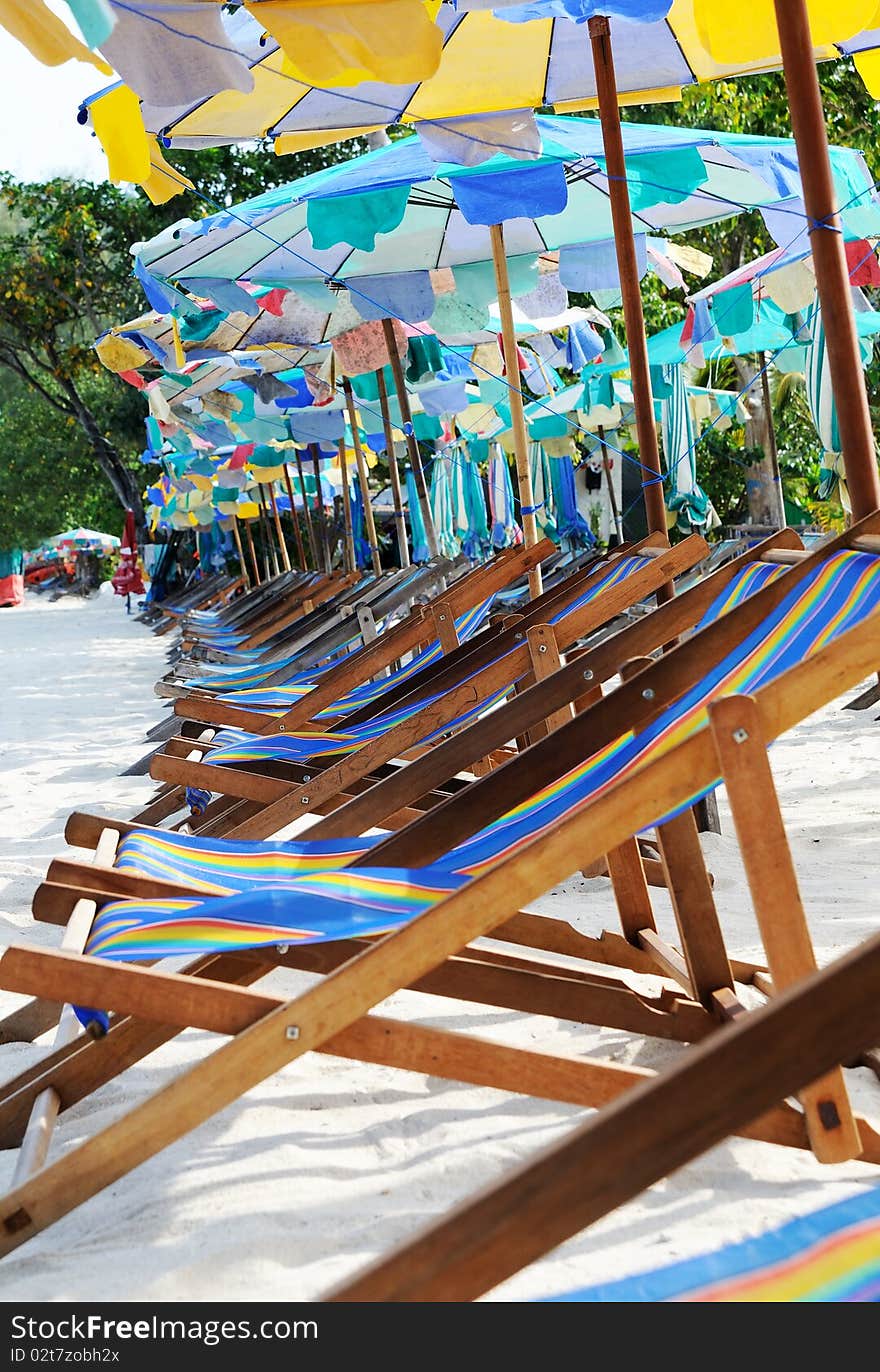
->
[0,0,112,70]
[245,0,443,87]
[141,137,194,206]
[95,333,152,373]
[854,45,880,97]
[90,85,151,185]
[275,125,384,154]
[691,0,877,65]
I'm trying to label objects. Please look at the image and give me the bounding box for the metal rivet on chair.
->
[285,1026,300,1040]
[732,727,749,744]
[642,687,655,701]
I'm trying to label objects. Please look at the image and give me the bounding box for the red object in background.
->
[495,332,528,377]
[0,575,23,606]
[112,509,146,599]
[844,239,880,288]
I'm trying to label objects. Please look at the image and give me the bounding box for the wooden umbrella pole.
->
[772,0,880,520]
[380,317,440,562]
[282,463,308,571]
[375,367,411,568]
[243,518,261,586]
[342,377,383,576]
[588,16,671,596]
[310,444,331,573]
[488,222,542,601]
[267,482,292,571]
[294,448,318,568]
[760,354,786,528]
[258,485,280,578]
[596,424,624,544]
[231,515,250,587]
[336,439,356,574]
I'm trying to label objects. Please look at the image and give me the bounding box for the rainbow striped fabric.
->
[189,554,648,710]
[186,596,495,699]
[550,1188,880,1302]
[189,556,657,768]
[87,550,880,962]
[87,869,466,960]
[115,830,384,895]
[212,595,497,708]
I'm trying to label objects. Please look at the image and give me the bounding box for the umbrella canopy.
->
[78,2,880,175]
[138,114,880,296]
[48,527,120,552]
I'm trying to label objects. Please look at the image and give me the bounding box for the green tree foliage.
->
[0,373,131,548]
[0,140,360,548]
[629,63,880,517]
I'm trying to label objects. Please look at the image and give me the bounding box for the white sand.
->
[0,588,878,1302]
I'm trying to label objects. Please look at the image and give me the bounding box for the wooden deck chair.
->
[157,565,424,698]
[325,933,880,1302]
[32,524,849,956]
[141,537,560,813]
[173,568,354,658]
[137,537,574,825]
[1,527,879,1262]
[163,538,558,705]
[150,572,247,636]
[141,535,705,836]
[27,524,860,969]
[161,557,499,706]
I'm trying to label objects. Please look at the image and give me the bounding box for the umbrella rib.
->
[161,44,274,139]
[543,17,555,106]
[434,191,456,272]
[664,16,699,87]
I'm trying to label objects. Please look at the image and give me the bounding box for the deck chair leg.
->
[606,840,657,941]
[709,694,863,1164]
[10,828,116,1182]
[653,809,735,1010]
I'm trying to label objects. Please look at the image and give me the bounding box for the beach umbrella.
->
[48,527,120,553]
[429,453,462,559]
[68,2,880,558]
[110,509,146,610]
[657,362,720,534]
[78,4,880,163]
[528,441,559,543]
[139,112,875,587]
[488,445,522,549]
[800,291,878,512]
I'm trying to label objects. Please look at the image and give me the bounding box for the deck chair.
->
[550,1188,880,1302]
[163,538,556,708]
[325,935,880,1302]
[142,535,705,837]
[24,526,851,958]
[142,538,564,826]
[27,527,836,920]
[159,535,549,702]
[150,572,246,636]
[171,568,355,658]
[1,526,879,1261]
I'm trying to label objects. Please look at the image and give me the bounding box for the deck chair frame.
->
[140,537,703,836]
[0,536,878,1259]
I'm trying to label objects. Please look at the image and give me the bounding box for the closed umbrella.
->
[658,362,720,534]
[111,509,146,612]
